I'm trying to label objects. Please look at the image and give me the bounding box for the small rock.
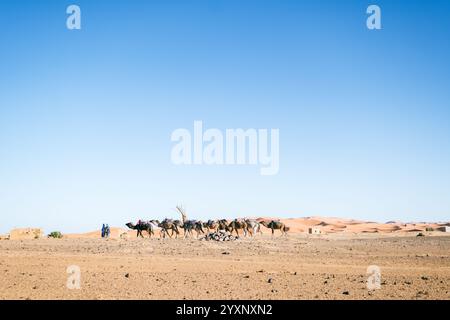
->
[268,278,273,284]
[125,273,130,278]
[342,291,350,295]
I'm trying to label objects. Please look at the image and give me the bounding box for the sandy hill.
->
[278,217,449,234]
[2,217,449,240]
[8,228,44,240]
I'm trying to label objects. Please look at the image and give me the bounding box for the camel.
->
[260,220,289,237]
[157,218,180,238]
[204,220,219,232]
[217,219,230,232]
[228,219,248,237]
[194,220,205,237]
[125,221,154,238]
[173,220,183,232]
[176,205,205,238]
[245,219,263,236]
[181,219,204,238]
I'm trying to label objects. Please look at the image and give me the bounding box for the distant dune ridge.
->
[64,228,129,239]
[276,217,449,234]
[1,217,449,240]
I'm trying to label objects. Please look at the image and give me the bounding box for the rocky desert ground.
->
[0,217,449,300]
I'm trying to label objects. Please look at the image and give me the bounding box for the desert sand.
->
[0,217,449,300]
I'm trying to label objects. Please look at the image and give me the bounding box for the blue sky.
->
[1,0,449,233]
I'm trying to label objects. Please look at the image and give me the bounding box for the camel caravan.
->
[126,205,289,240]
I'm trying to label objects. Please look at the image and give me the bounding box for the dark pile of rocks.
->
[200,230,238,241]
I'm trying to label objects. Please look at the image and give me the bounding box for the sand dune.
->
[64,228,130,239]
[2,217,448,240]
[273,217,448,236]
[85,218,448,239]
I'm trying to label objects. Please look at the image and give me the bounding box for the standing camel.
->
[260,220,289,237]
[217,219,230,232]
[148,220,167,238]
[173,219,183,235]
[204,220,219,232]
[176,205,205,238]
[228,219,248,237]
[245,219,263,236]
[157,218,180,238]
[126,221,154,238]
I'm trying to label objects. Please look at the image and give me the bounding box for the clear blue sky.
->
[1,0,449,233]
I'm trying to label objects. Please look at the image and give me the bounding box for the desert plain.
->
[0,217,449,300]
